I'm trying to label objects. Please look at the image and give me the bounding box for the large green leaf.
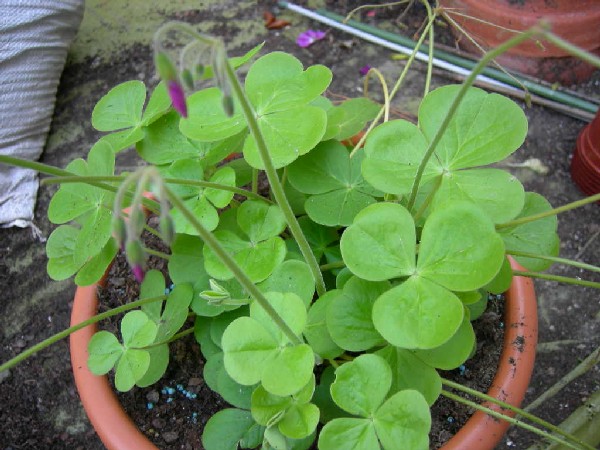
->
[204,352,253,409]
[202,409,258,450]
[340,202,416,281]
[318,418,379,450]
[418,202,505,291]
[372,277,464,350]
[237,201,286,243]
[258,260,315,308]
[324,97,380,141]
[92,80,146,131]
[418,85,528,169]
[87,331,122,375]
[304,290,344,360]
[362,119,439,195]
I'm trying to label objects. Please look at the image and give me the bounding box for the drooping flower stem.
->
[506,250,600,274]
[0,295,166,374]
[406,27,541,211]
[164,184,303,346]
[513,271,600,289]
[223,57,327,297]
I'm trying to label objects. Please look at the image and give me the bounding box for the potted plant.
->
[1,19,599,450]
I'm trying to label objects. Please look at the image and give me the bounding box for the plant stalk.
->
[164,185,303,346]
[513,271,600,289]
[507,250,600,274]
[222,58,326,297]
[0,295,166,373]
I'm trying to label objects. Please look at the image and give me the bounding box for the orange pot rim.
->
[70,259,537,450]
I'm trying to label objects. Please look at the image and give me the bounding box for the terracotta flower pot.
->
[571,109,600,199]
[439,0,600,84]
[70,260,537,450]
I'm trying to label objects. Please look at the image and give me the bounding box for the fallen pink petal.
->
[296,29,326,48]
[167,80,188,118]
[359,65,372,76]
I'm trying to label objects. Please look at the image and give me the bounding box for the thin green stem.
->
[0,295,166,373]
[43,175,272,204]
[542,31,600,69]
[163,184,303,345]
[320,261,346,272]
[507,250,600,274]
[223,58,326,297]
[412,174,443,221]
[141,327,196,350]
[442,379,596,450]
[422,0,435,96]
[406,27,540,210]
[524,346,600,413]
[497,193,600,230]
[441,389,583,449]
[143,247,171,260]
[513,271,600,289]
[349,8,436,157]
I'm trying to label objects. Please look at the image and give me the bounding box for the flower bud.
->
[180,68,194,91]
[155,52,178,82]
[167,80,188,118]
[131,264,146,283]
[159,214,175,245]
[125,239,146,273]
[112,215,127,250]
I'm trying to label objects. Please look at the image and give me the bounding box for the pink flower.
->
[359,65,372,76]
[168,80,188,118]
[296,30,326,48]
[131,265,146,283]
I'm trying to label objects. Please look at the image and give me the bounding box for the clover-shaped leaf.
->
[204,202,287,283]
[322,97,380,141]
[288,141,381,226]
[92,81,171,151]
[204,352,254,409]
[340,202,416,281]
[258,259,315,308]
[166,161,236,234]
[222,292,314,396]
[319,354,430,450]
[304,291,344,360]
[202,408,260,450]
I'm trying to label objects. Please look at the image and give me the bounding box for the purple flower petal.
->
[131,265,145,283]
[296,29,326,48]
[359,65,372,76]
[168,80,188,118]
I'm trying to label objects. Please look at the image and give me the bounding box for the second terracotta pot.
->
[70,260,537,450]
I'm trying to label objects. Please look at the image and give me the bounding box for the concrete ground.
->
[0,0,598,449]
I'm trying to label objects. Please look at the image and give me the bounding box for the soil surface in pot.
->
[93,222,505,449]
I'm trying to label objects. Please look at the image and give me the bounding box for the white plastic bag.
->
[0,0,84,227]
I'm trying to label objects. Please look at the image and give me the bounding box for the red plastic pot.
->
[439,0,600,84]
[571,108,600,198]
[70,260,536,450]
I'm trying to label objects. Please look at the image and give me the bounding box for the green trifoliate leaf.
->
[135,344,169,388]
[156,283,193,341]
[46,225,81,280]
[296,215,339,261]
[373,390,431,450]
[115,348,151,391]
[323,97,380,141]
[139,269,166,322]
[413,309,476,370]
[251,385,292,427]
[312,366,350,423]
[250,292,307,346]
[362,119,439,196]
[417,201,505,291]
[92,80,146,131]
[418,84,528,169]
[340,202,416,281]
[140,81,171,126]
[278,403,320,439]
[205,166,236,208]
[330,354,392,417]
[372,277,464,350]
[484,256,513,294]
[376,346,442,406]
[87,331,123,375]
[287,140,380,226]
[499,192,559,271]
[168,233,208,284]
[326,276,388,351]
[194,316,222,360]
[74,237,118,286]
[121,310,158,348]
[202,408,258,450]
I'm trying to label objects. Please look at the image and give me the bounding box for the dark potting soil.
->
[95,217,505,450]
